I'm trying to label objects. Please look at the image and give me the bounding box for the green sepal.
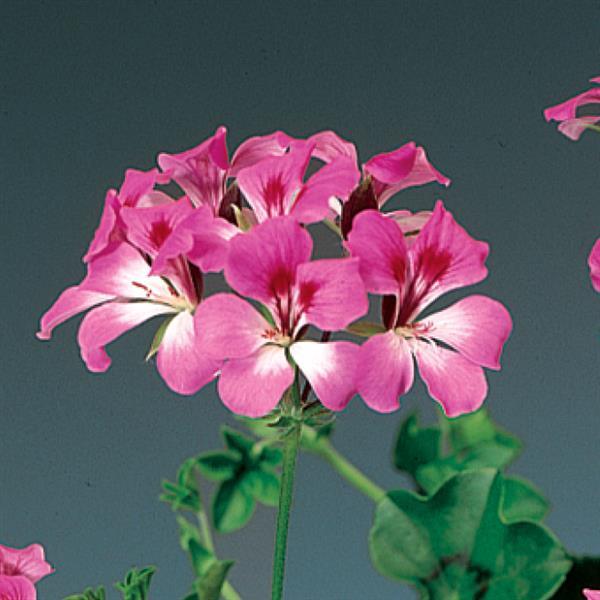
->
[212,477,256,533]
[255,302,277,328]
[197,450,241,481]
[393,412,442,479]
[193,560,235,600]
[369,470,570,600]
[346,320,387,338]
[114,566,157,600]
[145,315,175,361]
[63,587,106,600]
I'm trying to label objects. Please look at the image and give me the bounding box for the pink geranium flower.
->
[194,217,369,416]
[0,543,53,583]
[38,194,224,395]
[544,76,600,140]
[0,576,36,600]
[590,238,600,293]
[583,590,600,600]
[346,202,512,416]
[364,142,450,207]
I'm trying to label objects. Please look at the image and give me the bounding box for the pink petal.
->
[229,130,292,176]
[345,210,409,295]
[403,200,489,319]
[365,143,450,206]
[0,576,36,600]
[120,196,194,257]
[544,87,600,122]
[583,590,600,600]
[295,257,368,331]
[355,331,414,413]
[414,340,488,417]
[81,242,173,300]
[217,345,293,417]
[151,206,238,275]
[119,168,170,208]
[37,287,113,341]
[290,340,359,410]
[156,311,220,395]
[557,116,600,140]
[77,301,175,372]
[194,293,271,359]
[236,143,312,222]
[306,130,358,164]
[291,156,360,223]
[0,543,53,583]
[83,189,120,262]
[157,127,228,210]
[423,295,512,369]
[225,217,312,305]
[589,238,600,293]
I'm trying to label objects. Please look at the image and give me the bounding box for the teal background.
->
[2,1,599,598]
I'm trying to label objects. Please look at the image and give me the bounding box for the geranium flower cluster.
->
[38,128,512,418]
[0,543,53,599]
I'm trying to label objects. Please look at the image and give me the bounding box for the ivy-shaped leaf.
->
[393,412,442,479]
[404,409,522,494]
[114,566,156,600]
[197,450,241,481]
[501,475,550,524]
[369,470,570,600]
[213,477,256,533]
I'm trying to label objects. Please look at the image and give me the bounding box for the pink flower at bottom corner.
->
[589,238,600,293]
[0,576,37,600]
[0,543,53,583]
[583,589,600,600]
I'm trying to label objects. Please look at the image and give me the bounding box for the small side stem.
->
[271,376,302,600]
[197,506,242,600]
[309,438,385,503]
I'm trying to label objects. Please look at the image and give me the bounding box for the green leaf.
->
[259,444,283,467]
[160,457,202,512]
[551,556,600,598]
[197,450,241,481]
[221,426,255,455]
[64,587,106,600]
[212,477,256,533]
[194,559,235,600]
[242,469,281,506]
[414,410,522,494]
[393,413,442,478]
[145,315,175,361]
[346,320,387,337]
[501,475,550,523]
[115,566,157,600]
[369,470,570,599]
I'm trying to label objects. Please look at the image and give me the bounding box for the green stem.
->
[310,438,385,503]
[197,507,242,600]
[271,397,302,599]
